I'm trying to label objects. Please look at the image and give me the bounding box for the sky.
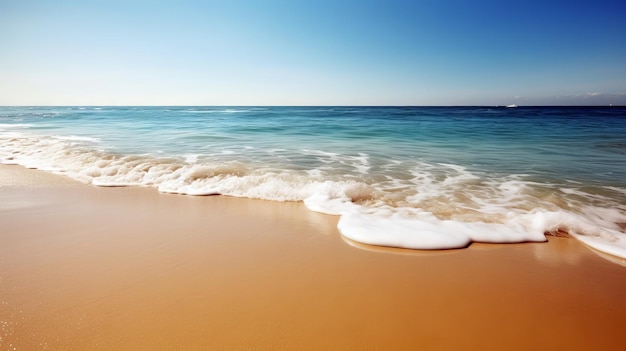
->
[1,0,625,106]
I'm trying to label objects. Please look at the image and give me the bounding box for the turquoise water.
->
[1,106,625,258]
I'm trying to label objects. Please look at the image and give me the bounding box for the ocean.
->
[1,106,625,259]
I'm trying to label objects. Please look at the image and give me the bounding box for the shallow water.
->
[1,106,625,256]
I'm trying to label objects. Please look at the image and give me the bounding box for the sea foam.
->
[1,114,625,261]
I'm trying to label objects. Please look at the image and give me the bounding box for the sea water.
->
[1,106,625,258]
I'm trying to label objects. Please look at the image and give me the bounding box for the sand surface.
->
[1,165,626,350]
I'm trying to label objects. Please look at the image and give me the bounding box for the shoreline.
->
[1,164,626,350]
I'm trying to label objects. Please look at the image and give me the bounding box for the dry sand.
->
[1,165,625,350]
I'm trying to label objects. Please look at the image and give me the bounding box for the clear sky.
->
[1,0,625,106]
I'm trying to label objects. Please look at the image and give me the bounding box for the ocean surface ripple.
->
[1,106,625,259]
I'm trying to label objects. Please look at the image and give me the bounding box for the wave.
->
[181,109,253,114]
[52,135,101,143]
[1,131,625,260]
[0,123,34,130]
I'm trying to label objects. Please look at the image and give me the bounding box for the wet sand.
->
[1,165,625,350]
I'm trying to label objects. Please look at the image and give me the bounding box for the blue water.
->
[1,106,625,258]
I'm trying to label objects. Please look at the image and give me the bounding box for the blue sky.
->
[1,0,625,105]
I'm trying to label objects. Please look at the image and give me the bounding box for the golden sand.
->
[1,165,625,350]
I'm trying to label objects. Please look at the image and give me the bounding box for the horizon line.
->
[1,104,624,108]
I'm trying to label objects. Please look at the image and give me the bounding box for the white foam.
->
[335,205,552,250]
[0,123,33,130]
[303,184,365,215]
[338,210,472,249]
[52,135,101,143]
[181,108,251,113]
[181,109,251,114]
[182,110,218,113]
[2,131,625,261]
[573,234,626,261]
[184,154,199,163]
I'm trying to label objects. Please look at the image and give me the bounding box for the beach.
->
[1,164,625,350]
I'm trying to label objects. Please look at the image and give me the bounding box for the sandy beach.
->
[1,164,625,350]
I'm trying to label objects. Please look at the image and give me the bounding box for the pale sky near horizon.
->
[1,0,625,106]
